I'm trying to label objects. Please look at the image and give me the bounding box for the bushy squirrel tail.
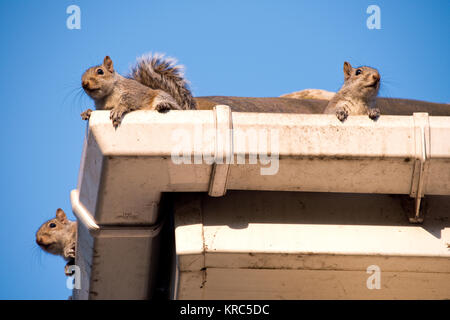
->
[130,53,196,110]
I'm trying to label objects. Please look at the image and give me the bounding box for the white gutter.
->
[70,105,450,299]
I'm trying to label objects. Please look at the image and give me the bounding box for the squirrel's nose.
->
[82,80,89,89]
[372,73,380,82]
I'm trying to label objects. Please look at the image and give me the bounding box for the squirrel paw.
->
[64,247,76,259]
[110,107,128,128]
[155,102,173,113]
[64,258,76,276]
[64,264,74,276]
[81,109,92,120]
[64,264,73,277]
[336,108,349,122]
[368,108,380,121]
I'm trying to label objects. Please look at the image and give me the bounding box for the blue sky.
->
[0,0,448,299]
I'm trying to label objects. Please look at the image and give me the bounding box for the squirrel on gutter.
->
[283,61,381,122]
[81,53,196,128]
[36,208,77,276]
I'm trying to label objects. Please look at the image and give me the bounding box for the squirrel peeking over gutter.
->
[36,209,77,276]
[81,53,196,128]
[323,61,381,121]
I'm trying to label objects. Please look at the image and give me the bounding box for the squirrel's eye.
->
[355,69,362,75]
[49,223,56,228]
[96,68,104,75]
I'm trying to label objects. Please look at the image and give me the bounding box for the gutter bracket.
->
[409,112,430,223]
[208,105,232,197]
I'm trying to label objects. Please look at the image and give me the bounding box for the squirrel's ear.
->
[56,208,68,224]
[343,61,352,80]
[103,56,114,73]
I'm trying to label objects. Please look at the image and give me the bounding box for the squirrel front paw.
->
[110,107,128,128]
[336,108,349,122]
[64,247,76,259]
[64,258,76,276]
[368,108,380,121]
[64,264,74,276]
[155,102,174,113]
[81,109,92,120]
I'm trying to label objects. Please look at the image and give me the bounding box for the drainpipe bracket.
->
[208,105,232,197]
[409,113,430,223]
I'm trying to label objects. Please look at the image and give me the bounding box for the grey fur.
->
[324,61,381,121]
[130,53,197,110]
[81,55,191,127]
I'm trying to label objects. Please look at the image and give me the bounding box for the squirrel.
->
[36,208,77,276]
[81,53,196,128]
[282,61,381,122]
[323,61,381,121]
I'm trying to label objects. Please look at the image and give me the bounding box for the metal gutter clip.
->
[409,113,431,223]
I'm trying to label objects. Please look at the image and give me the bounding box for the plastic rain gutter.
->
[70,105,450,299]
